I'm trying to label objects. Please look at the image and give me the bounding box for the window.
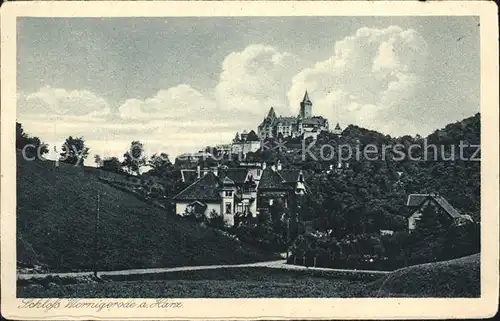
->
[256,169,261,176]
[225,190,233,197]
[244,204,249,214]
[225,202,232,214]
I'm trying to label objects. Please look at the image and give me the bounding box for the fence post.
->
[294,255,296,265]
[302,255,306,266]
[314,256,317,267]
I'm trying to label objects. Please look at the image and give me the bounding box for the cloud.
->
[287,26,429,135]
[215,44,302,117]
[119,84,217,121]
[117,44,304,128]
[17,86,111,118]
[17,27,435,162]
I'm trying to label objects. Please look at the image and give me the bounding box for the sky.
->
[17,16,480,163]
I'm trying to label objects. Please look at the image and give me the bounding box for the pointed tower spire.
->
[302,90,312,104]
[267,107,277,119]
[300,90,312,118]
[333,122,342,136]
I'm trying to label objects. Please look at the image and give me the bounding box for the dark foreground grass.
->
[18,268,369,298]
[18,254,481,298]
[17,155,278,273]
[369,253,480,297]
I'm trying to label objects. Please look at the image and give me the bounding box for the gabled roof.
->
[219,168,248,184]
[279,169,302,183]
[246,130,260,142]
[335,123,342,130]
[173,172,221,202]
[222,176,235,186]
[258,168,292,190]
[406,194,463,218]
[181,169,199,184]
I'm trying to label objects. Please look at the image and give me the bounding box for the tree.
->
[122,141,146,175]
[148,153,172,177]
[60,136,89,166]
[208,209,226,230]
[94,154,103,167]
[233,132,240,143]
[101,157,122,173]
[409,202,447,264]
[16,122,28,149]
[16,122,49,159]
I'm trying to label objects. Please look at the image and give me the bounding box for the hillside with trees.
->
[229,114,481,270]
[15,113,481,272]
[16,151,278,273]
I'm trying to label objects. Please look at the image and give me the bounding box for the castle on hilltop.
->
[257,91,340,140]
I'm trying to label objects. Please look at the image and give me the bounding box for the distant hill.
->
[371,253,480,297]
[16,154,278,273]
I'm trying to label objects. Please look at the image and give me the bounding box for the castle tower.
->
[299,91,312,118]
[267,107,277,119]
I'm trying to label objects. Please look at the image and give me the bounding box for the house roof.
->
[173,172,221,202]
[219,168,248,184]
[246,130,260,142]
[279,169,302,183]
[259,168,292,190]
[181,169,199,183]
[406,194,463,218]
[222,176,235,186]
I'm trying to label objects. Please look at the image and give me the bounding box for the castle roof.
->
[302,91,312,104]
[302,116,327,126]
[266,107,277,119]
[276,116,298,125]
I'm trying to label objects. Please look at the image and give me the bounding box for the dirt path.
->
[17,259,389,281]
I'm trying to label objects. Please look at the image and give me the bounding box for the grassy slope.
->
[16,156,278,272]
[370,253,480,297]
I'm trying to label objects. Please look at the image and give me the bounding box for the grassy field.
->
[18,267,370,298]
[17,254,480,298]
[370,253,480,297]
[16,155,278,273]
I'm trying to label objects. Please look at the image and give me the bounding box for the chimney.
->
[197,165,201,179]
[277,160,282,171]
